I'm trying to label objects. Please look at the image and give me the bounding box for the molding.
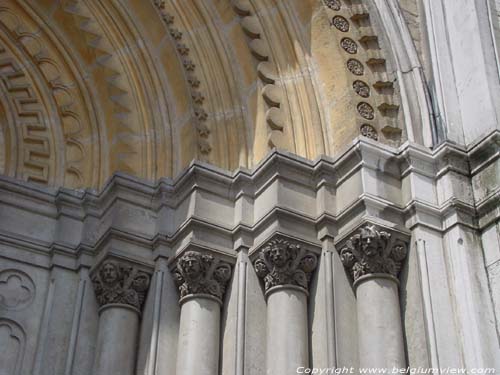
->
[1,133,498,271]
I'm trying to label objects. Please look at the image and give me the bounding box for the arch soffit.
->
[0,0,413,189]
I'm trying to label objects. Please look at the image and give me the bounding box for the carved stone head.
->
[339,225,407,282]
[100,261,120,287]
[268,241,289,268]
[359,226,385,258]
[263,238,298,269]
[178,251,203,280]
[173,251,232,303]
[132,272,150,293]
[254,238,318,294]
[92,260,151,312]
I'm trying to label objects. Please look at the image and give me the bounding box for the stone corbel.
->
[337,223,409,370]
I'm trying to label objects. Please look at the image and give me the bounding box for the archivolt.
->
[0,0,421,189]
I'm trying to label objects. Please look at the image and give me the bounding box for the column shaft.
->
[93,306,139,375]
[356,276,405,370]
[266,288,309,374]
[176,297,221,375]
[172,251,232,375]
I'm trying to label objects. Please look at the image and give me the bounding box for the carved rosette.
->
[173,251,232,304]
[339,225,408,283]
[253,238,318,295]
[92,261,151,313]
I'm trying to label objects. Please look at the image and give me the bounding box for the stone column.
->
[91,260,151,375]
[339,225,408,371]
[253,238,318,375]
[173,251,232,375]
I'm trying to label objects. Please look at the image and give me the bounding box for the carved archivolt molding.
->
[322,0,402,144]
[339,225,408,282]
[253,238,318,295]
[233,1,288,151]
[0,2,100,187]
[0,40,53,184]
[173,251,232,304]
[91,260,151,313]
[153,0,212,159]
[0,0,411,189]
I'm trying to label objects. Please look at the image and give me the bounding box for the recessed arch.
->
[0,0,421,189]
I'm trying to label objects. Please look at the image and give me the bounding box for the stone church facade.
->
[0,0,499,374]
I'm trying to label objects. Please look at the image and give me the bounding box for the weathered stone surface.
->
[339,225,408,282]
[92,260,151,312]
[0,0,500,373]
[172,251,232,304]
[253,238,318,293]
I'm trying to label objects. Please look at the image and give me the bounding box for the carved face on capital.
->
[100,262,120,286]
[254,258,268,278]
[269,244,288,268]
[132,272,150,292]
[214,263,231,283]
[181,253,202,279]
[360,228,379,258]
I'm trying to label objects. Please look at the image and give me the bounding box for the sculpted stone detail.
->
[341,38,358,54]
[339,225,408,281]
[92,261,151,312]
[357,102,375,120]
[353,80,370,98]
[324,0,341,11]
[0,319,25,375]
[0,42,52,184]
[154,1,212,158]
[332,16,350,32]
[360,124,378,140]
[0,270,35,311]
[253,238,318,293]
[233,0,287,150]
[323,0,402,148]
[347,59,365,76]
[173,251,232,302]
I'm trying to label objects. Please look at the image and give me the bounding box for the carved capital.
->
[339,225,408,282]
[91,260,151,313]
[172,251,232,304]
[253,238,318,295]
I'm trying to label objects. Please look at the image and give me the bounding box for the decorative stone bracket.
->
[253,237,318,296]
[91,259,152,313]
[338,224,408,284]
[172,250,233,305]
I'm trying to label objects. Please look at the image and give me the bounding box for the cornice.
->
[1,133,498,271]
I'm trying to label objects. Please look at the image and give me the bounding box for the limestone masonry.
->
[0,1,499,374]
